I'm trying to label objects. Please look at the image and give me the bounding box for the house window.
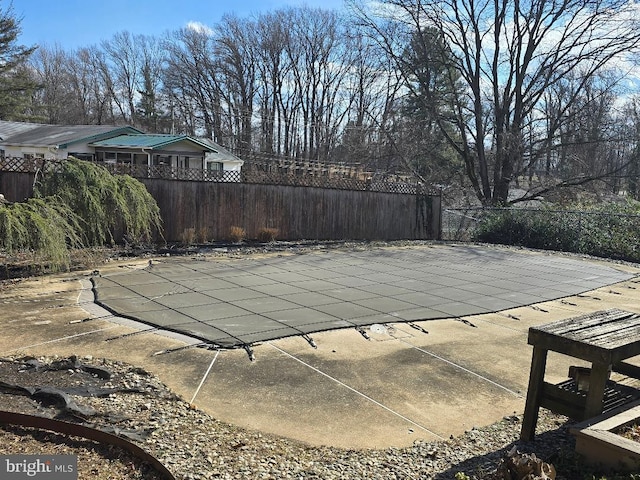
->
[133,153,148,165]
[118,152,132,164]
[102,151,117,163]
[207,162,223,171]
[154,155,172,166]
[23,152,44,160]
[70,153,94,161]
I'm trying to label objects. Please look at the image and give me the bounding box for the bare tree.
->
[77,47,118,125]
[135,35,166,132]
[163,26,225,140]
[335,32,385,166]
[30,45,72,123]
[101,32,163,127]
[213,15,257,151]
[254,11,291,155]
[353,0,640,205]
[29,44,118,125]
[285,7,352,160]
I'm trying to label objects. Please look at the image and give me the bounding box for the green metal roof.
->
[91,134,215,151]
[63,126,145,147]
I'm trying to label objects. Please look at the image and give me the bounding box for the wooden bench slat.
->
[584,325,640,349]
[568,321,640,345]
[537,309,633,336]
[613,362,640,380]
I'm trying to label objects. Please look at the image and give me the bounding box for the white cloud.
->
[186,21,213,35]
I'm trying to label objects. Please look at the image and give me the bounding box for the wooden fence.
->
[0,158,441,243]
[140,179,439,242]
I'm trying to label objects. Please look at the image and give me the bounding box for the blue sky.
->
[15,0,348,51]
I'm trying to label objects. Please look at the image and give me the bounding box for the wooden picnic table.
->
[520,309,640,441]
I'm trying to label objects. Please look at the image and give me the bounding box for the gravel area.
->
[0,355,581,480]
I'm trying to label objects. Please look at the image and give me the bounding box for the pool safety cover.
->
[91,245,635,348]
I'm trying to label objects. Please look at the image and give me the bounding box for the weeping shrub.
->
[34,158,163,246]
[113,174,164,244]
[0,197,83,272]
[1,158,163,273]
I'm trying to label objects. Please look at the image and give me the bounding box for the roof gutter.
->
[142,147,151,170]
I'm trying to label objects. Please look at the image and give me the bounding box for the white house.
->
[0,123,143,159]
[0,122,244,177]
[90,133,244,174]
[199,138,244,173]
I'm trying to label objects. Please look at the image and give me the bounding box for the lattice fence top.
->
[0,157,437,195]
[0,157,47,172]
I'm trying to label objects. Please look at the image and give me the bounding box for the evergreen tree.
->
[0,2,38,120]
[136,63,159,132]
[400,28,464,184]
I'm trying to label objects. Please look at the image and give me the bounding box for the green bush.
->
[1,158,163,273]
[473,201,640,263]
[0,197,82,272]
[35,158,163,246]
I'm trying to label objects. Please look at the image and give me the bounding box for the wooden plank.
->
[521,346,548,441]
[527,333,612,362]
[567,319,640,345]
[533,309,631,337]
[528,310,640,362]
[585,362,611,418]
[587,328,640,354]
[585,325,640,346]
[534,310,630,337]
[613,361,640,380]
[540,309,627,328]
[574,427,640,472]
[608,342,640,364]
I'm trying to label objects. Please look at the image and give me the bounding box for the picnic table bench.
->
[520,309,640,441]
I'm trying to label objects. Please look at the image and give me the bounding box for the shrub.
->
[473,200,640,263]
[196,227,210,244]
[180,227,196,246]
[0,197,83,272]
[35,158,163,246]
[0,158,164,273]
[229,226,246,243]
[257,227,279,243]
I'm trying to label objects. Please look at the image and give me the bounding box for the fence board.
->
[0,172,32,203]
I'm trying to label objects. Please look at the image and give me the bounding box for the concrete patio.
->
[1,243,639,448]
